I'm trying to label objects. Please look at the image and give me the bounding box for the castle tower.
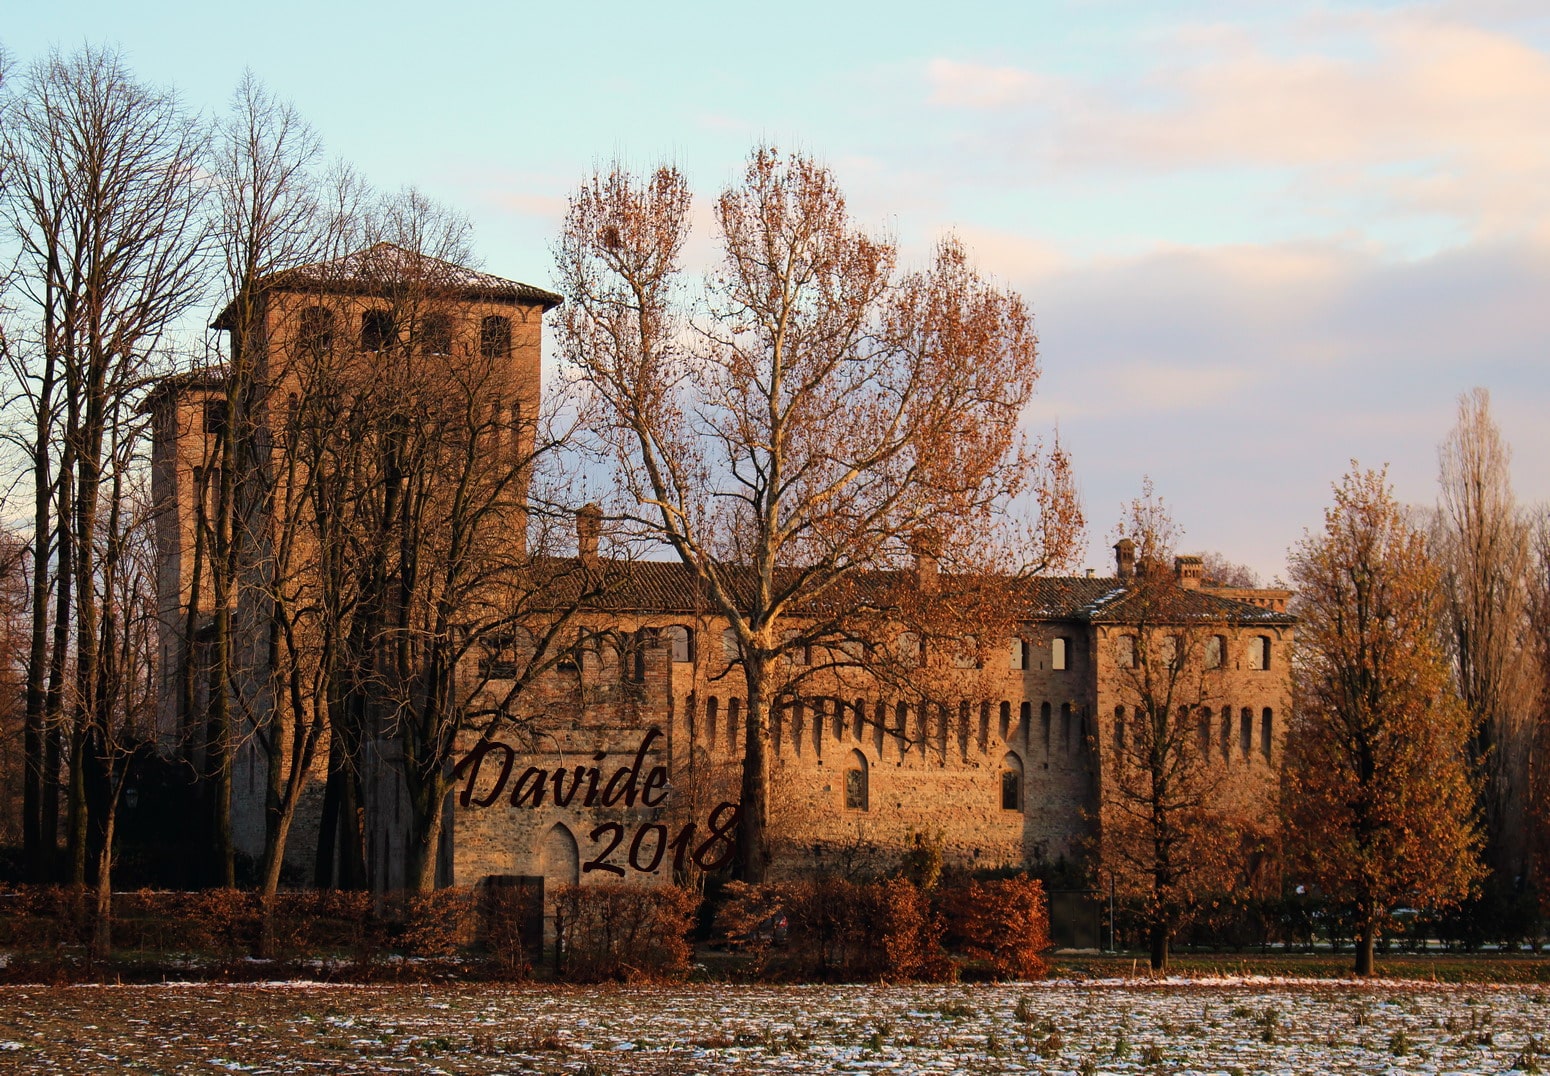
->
[148,244,560,883]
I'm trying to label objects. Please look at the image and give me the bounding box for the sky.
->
[6,1,1548,581]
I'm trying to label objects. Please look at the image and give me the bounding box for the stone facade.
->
[445,551,1293,899]
[151,247,1293,898]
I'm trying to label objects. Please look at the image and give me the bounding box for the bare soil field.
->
[1,979,1548,1074]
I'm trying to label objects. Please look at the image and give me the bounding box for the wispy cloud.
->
[925,58,1046,108]
[926,12,1550,242]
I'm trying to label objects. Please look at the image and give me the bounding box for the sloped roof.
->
[549,557,1294,627]
[213,242,562,327]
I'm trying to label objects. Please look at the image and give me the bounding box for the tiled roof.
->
[213,243,562,327]
[557,557,1294,626]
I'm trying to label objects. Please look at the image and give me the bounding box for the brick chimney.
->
[1174,555,1203,589]
[1114,538,1136,581]
[577,502,602,563]
[910,528,941,594]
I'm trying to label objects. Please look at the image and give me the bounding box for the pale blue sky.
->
[7,1,1549,579]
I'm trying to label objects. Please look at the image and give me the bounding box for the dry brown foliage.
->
[1285,465,1485,975]
[940,877,1051,980]
[556,146,1083,882]
[553,882,696,982]
[715,877,956,982]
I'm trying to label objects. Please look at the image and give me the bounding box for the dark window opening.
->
[203,399,228,439]
[298,306,334,352]
[361,309,396,351]
[480,315,512,358]
[421,313,453,355]
[1001,763,1023,811]
[844,751,869,810]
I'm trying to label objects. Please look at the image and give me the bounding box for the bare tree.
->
[204,70,329,891]
[1435,387,1534,886]
[84,448,161,954]
[1,45,208,885]
[1285,465,1483,976]
[555,147,1082,882]
[1197,551,1261,589]
[1097,483,1262,971]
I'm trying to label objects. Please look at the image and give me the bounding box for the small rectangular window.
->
[1052,636,1069,671]
[1001,769,1022,811]
[845,763,868,810]
[202,399,228,439]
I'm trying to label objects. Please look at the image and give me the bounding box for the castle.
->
[148,245,1293,901]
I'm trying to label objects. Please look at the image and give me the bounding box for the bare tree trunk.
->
[92,806,116,958]
[21,334,59,881]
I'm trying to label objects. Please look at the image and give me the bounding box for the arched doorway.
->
[540,822,580,888]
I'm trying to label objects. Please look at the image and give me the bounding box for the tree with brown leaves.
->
[556,147,1082,881]
[1284,465,1483,976]
[1097,482,1269,972]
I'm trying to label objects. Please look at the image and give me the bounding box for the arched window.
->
[665,625,694,663]
[1052,636,1070,671]
[1114,705,1126,758]
[420,313,453,355]
[627,630,648,683]
[1261,708,1274,761]
[1220,707,1232,761]
[1001,753,1024,812]
[479,314,511,358]
[360,309,395,351]
[1240,707,1253,756]
[1205,634,1226,670]
[705,696,719,748]
[1040,702,1052,751]
[1009,637,1028,671]
[721,628,740,662]
[1115,634,1137,669]
[1247,635,1271,671]
[895,632,921,669]
[298,306,334,352]
[844,750,869,810]
[1198,707,1213,755]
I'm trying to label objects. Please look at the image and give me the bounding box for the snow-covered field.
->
[1,978,1547,1074]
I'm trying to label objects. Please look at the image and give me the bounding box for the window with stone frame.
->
[844,750,869,810]
[1001,753,1024,811]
